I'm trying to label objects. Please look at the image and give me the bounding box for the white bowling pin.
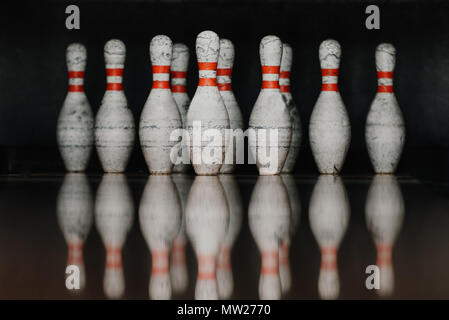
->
[309,40,351,174]
[140,35,182,174]
[249,36,292,175]
[57,173,93,291]
[309,175,349,300]
[170,174,193,294]
[217,175,243,299]
[249,176,290,300]
[185,176,229,300]
[139,175,181,299]
[365,175,404,297]
[57,43,94,172]
[186,30,230,175]
[280,43,302,174]
[217,39,244,174]
[366,43,405,174]
[95,39,135,173]
[95,174,134,299]
[171,43,191,173]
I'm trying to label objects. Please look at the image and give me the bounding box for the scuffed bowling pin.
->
[249,36,292,175]
[217,39,244,174]
[309,40,351,174]
[186,31,230,175]
[185,176,229,299]
[139,176,181,299]
[309,175,349,300]
[95,174,134,299]
[140,35,182,174]
[57,43,94,172]
[249,176,290,300]
[95,39,135,173]
[280,43,302,173]
[365,175,404,297]
[365,43,405,174]
[57,173,93,291]
[171,44,191,173]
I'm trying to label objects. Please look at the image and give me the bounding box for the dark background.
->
[0,0,448,179]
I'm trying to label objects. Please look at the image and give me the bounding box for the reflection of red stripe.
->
[171,71,187,78]
[198,272,216,280]
[198,255,215,264]
[218,83,231,91]
[199,78,216,86]
[68,71,84,78]
[152,65,170,73]
[280,85,290,93]
[378,85,393,93]
[279,71,290,78]
[262,66,280,74]
[152,267,169,274]
[107,83,123,91]
[377,71,393,78]
[69,85,84,92]
[106,68,123,76]
[321,68,339,76]
[321,83,338,92]
[198,62,217,70]
[261,266,279,275]
[152,81,170,89]
[172,85,186,93]
[321,246,337,270]
[217,68,232,76]
[262,81,279,89]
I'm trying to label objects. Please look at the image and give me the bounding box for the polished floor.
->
[0,174,447,299]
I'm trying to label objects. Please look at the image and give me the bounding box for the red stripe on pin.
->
[198,78,217,86]
[198,62,217,70]
[106,68,123,76]
[262,66,280,74]
[279,71,290,78]
[378,85,393,93]
[377,71,393,78]
[172,85,186,93]
[321,68,339,77]
[171,71,187,78]
[280,85,290,93]
[262,81,280,89]
[152,81,170,89]
[152,65,170,73]
[107,83,123,91]
[218,83,232,91]
[68,71,84,78]
[321,83,338,92]
[217,68,232,76]
[68,85,84,92]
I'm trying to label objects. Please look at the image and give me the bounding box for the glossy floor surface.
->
[0,174,447,299]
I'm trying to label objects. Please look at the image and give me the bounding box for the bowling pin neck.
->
[197,254,217,281]
[261,65,280,91]
[152,65,170,90]
[151,249,169,276]
[261,250,279,276]
[67,239,84,266]
[376,243,392,267]
[105,67,124,91]
[320,68,339,92]
[279,70,290,93]
[217,38,234,92]
[280,43,292,93]
[171,44,189,94]
[68,70,85,93]
[197,62,217,87]
[171,70,187,93]
[320,246,337,271]
[217,68,232,91]
[106,245,123,270]
[377,70,394,93]
[217,246,231,270]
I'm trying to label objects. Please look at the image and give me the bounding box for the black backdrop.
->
[0,0,448,178]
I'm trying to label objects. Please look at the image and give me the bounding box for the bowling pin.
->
[309,175,349,300]
[171,43,191,173]
[365,175,404,297]
[57,43,94,172]
[185,176,229,299]
[217,175,243,299]
[186,31,230,175]
[365,43,405,174]
[249,176,290,300]
[280,43,302,174]
[139,176,181,299]
[217,39,244,174]
[95,39,135,173]
[170,174,193,294]
[95,174,134,299]
[309,40,351,175]
[140,35,182,174]
[249,36,292,175]
[57,173,93,291]
[279,174,301,295]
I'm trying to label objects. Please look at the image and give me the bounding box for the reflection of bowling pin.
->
[249,176,290,300]
[171,174,193,294]
[171,44,191,173]
[57,173,93,291]
[95,174,134,299]
[139,35,182,174]
[309,40,351,174]
[309,175,349,300]
[365,44,405,174]
[280,43,302,174]
[95,39,135,173]
[217,175,243,299]
[185,176,229,299]
[279,174,301,295]
[139,176,181,299]
[57,43,94,172]
[365,175,404,297]
[186,31,230,175]
[249,36,292,175]
[217,39,244,174]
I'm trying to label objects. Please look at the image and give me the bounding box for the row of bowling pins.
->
[58,30,405,177]
[57,174,404,300]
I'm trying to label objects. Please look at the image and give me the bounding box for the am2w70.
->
[221,304,270,315]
